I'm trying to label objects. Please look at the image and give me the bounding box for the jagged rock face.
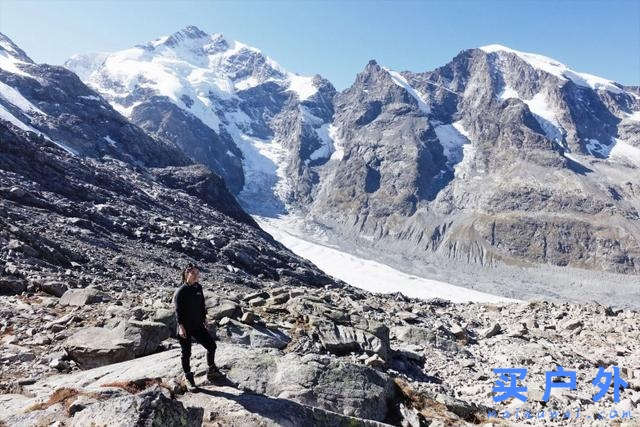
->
[307,47,640,274]
[0,33,188,168]
[65,26,337,208]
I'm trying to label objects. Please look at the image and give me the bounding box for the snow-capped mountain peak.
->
[0,32,34,76]
[64,27,334,208]
[479,43,623,93]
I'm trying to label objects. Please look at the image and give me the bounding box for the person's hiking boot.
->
[184,372,197,391]
[206,365,224,383]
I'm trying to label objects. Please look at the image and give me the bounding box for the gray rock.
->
[560,319,583,331]
[64,327,135,369]
[248,297,266,307]
[240,311,256,325]
[209,300,239,321]
[0,277,26,295]
[60,288,109,306]
[71,386,203,426]
[40,280,69,298]
[114,320,170,357]
[152,308,177,337]
[391,325,436,346]
[480,323,502,339]
[179,384,392,426]
[313,320,390,359]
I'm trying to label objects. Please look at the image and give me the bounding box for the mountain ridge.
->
[61,26,640,276]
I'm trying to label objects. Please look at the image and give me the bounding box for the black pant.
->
[178,324,216,374]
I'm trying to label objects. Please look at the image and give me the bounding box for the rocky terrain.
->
[0,126,639,425]
[2,255,640,425]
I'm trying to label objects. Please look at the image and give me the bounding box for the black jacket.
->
[173,282,206,332]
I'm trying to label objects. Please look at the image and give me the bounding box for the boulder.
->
[179,384,392,426]
[71,386,203,426]
[216,319,290,349]
[390,325,436,346]
[312,319,389,359]
[40,280,69,298]
[152,308,177,337]
[114,320,170,357]
[240,311,256,324]
[64,327,135,369]
[286,296,350,323]
[209,300,239,320]
[0,277,26,295]
[248,297,266,307]
[480,323,502,339]
[24,342,398,423]
[217,348,398,421]
[60,288,109,306]
[560,319,583,331]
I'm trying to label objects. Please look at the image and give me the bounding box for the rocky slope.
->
[66,28,640,278]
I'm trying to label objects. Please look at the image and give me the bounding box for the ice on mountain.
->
[103,135,118,146]
[0,80,45,115]
[385,68,431,114]
[480,44,623,94]
[288,73,317,100]
[434,121,476,178]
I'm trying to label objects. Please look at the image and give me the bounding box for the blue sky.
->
[1,0,638,89]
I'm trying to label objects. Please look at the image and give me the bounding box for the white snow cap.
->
[480,44,624,94]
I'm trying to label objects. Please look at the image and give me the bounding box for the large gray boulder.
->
[390,325,436,347]
[64,327,135,369]
[153,308,178,337]
[24,342,398,423]
[60,288,109,306]
[179,384,392,426]
[114,320,170,357]
[216,318,290,349]
[217,347,398,421]
[0,277,26,295]
[40,280,69,298]
[71,386,203,426]
[313,320,390,359]
[208,299,240,320]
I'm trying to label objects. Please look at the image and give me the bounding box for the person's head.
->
[182,263,200,285]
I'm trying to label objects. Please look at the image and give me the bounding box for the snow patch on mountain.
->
[328,125,344,161]
[523,92,565,144]
[0,80,44,115]
[0,103,77,155]
[610,139,640,166]
[433,123,466,169]
[481,44,623,94]
[308,123,335,163]
[385,68,431,114]
[499,85,565,145]
[288,73,318,100]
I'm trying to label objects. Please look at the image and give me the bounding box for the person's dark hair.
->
[181,263,198,283]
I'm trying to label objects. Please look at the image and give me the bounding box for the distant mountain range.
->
[2,26,638,275]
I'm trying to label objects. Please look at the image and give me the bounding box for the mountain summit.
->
[65,26,336,203]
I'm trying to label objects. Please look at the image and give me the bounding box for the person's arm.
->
[198,284,207,326]
[174,287,187,337]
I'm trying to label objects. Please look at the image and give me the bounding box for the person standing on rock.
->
[173,263,222,389]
